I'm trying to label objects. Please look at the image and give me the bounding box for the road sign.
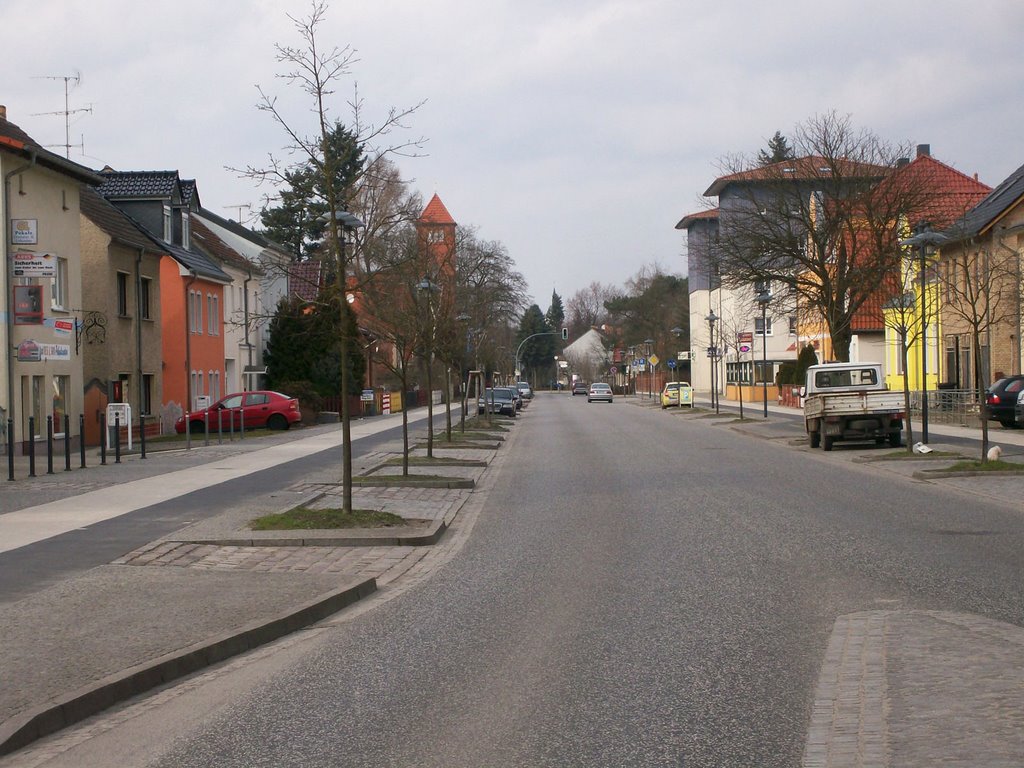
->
[667,359,676,369]
[648,354,660,367]
[610,365,618,374]
[739,344,751,353]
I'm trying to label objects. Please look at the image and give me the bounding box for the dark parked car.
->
[174,391,301,434]
[478,387,517,416]
[985,375,1024,428]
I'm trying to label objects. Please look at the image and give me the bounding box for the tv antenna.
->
[223,203,253,222]
[31,71,92,159]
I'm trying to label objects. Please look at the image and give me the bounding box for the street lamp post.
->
[900,222,947,444]
[643,339,654,399]
[757,291,770,419]
[706,311,718,414]
[417,276,440,457]
[627,345,635,396]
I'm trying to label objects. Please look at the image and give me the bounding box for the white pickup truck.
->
[803,362,904,451]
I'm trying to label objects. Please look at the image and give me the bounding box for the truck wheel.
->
[809,431,820,448]
[822,435,834,451]
[888,432,901,447]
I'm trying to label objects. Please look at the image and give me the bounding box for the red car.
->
[174,391,301,434]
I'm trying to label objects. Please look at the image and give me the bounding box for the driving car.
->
[478,387,517,416]
[985,375,1024,428]
[174,390,301,434]
[661,381,694,409]
[572,382,589,396]
[587,382,613,403]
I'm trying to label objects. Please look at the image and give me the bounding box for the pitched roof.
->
[419,193,456,225]
[289,260,325,301]
[0,116,103,185]
[97,169,181,199]
[886,154,991,229]
[163,240,231,283]
[704,156,891,196]
[675,208,719,230]
[947,161,1024,240]
[197,207,292,256]
[79,186,166,255]
[190,215,263,275]
[180,179,199,208]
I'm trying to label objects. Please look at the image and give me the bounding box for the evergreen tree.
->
[259,122,365,260]
[517,304,554,377]
[757,130,795,166]
[546,289,565,333]
[264,293,365,396]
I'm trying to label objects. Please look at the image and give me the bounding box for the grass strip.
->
[251,506,407,530]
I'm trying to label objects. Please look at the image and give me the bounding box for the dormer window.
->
[162,205,172,242]
[181,210,190,248]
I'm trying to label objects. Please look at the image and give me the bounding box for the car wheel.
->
[267,414,289,430]
[888,431,901,447]
[809,431,820,448]
[999,418,1016,429]
[188,420,205,434]
[822,435,834,451]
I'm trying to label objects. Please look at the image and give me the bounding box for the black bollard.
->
[46,416,54,475]
[7,418,14,481]
[99,412,106,465]
[114,413,121,464]
[139,413,146,460]
[79,414,86,468]
[28,416,36,477]
[64,415,71,471]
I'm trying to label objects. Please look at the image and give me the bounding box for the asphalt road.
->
[13,394,1024,766]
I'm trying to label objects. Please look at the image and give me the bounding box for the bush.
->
[275,380,323,424]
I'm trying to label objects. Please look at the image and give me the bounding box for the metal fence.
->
[912,388,984,428]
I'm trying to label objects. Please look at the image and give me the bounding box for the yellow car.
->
[661,381,694,409]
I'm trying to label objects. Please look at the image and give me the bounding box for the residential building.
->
[97,170,231,431]
[0,107,102,451]
[937,160,1024,390]
[79,186,165,444]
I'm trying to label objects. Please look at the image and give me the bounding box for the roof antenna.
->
[223,203,253,222]
[31,71,92,159]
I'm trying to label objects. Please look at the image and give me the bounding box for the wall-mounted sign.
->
[52,318,75,336]
[13,285,43,325]
[12,251,57,277]
[11,219,37,244]
[16,339,41,362]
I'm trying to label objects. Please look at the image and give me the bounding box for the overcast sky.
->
[6,0,1024,309]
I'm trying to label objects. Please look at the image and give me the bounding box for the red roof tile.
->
[419,193,456,225]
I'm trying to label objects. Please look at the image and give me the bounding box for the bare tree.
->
[938,232,1021,460]
[241,1,425,512]
[566,281,617,337]
[712,112,933,362]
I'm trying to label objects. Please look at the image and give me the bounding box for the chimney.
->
[916,143,931,158]
[896,157,910,168]
[0,105,6,120]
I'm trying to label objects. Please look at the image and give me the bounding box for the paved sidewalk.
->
[0,410,502,757]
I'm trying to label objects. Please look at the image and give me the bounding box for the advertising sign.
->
[15,340,69,362]
[52,318,75,336]
[13,285,43,325]
[11,219,37,244]
[12,251,57,277]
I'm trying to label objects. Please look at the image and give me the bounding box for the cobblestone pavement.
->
[803,610,1024,767]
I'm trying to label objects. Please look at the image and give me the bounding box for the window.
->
[51,257,68,310]
[189,290,203,334]
[754,316,773,335]
[162,205,172,241]
[788,316,798,335]
[117,272,129,317]
[181,211,190,248]
[140,278,152,320]
[207,294,219,335]
[754,280,770,297]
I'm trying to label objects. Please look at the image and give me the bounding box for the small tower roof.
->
[419,193,456,225]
